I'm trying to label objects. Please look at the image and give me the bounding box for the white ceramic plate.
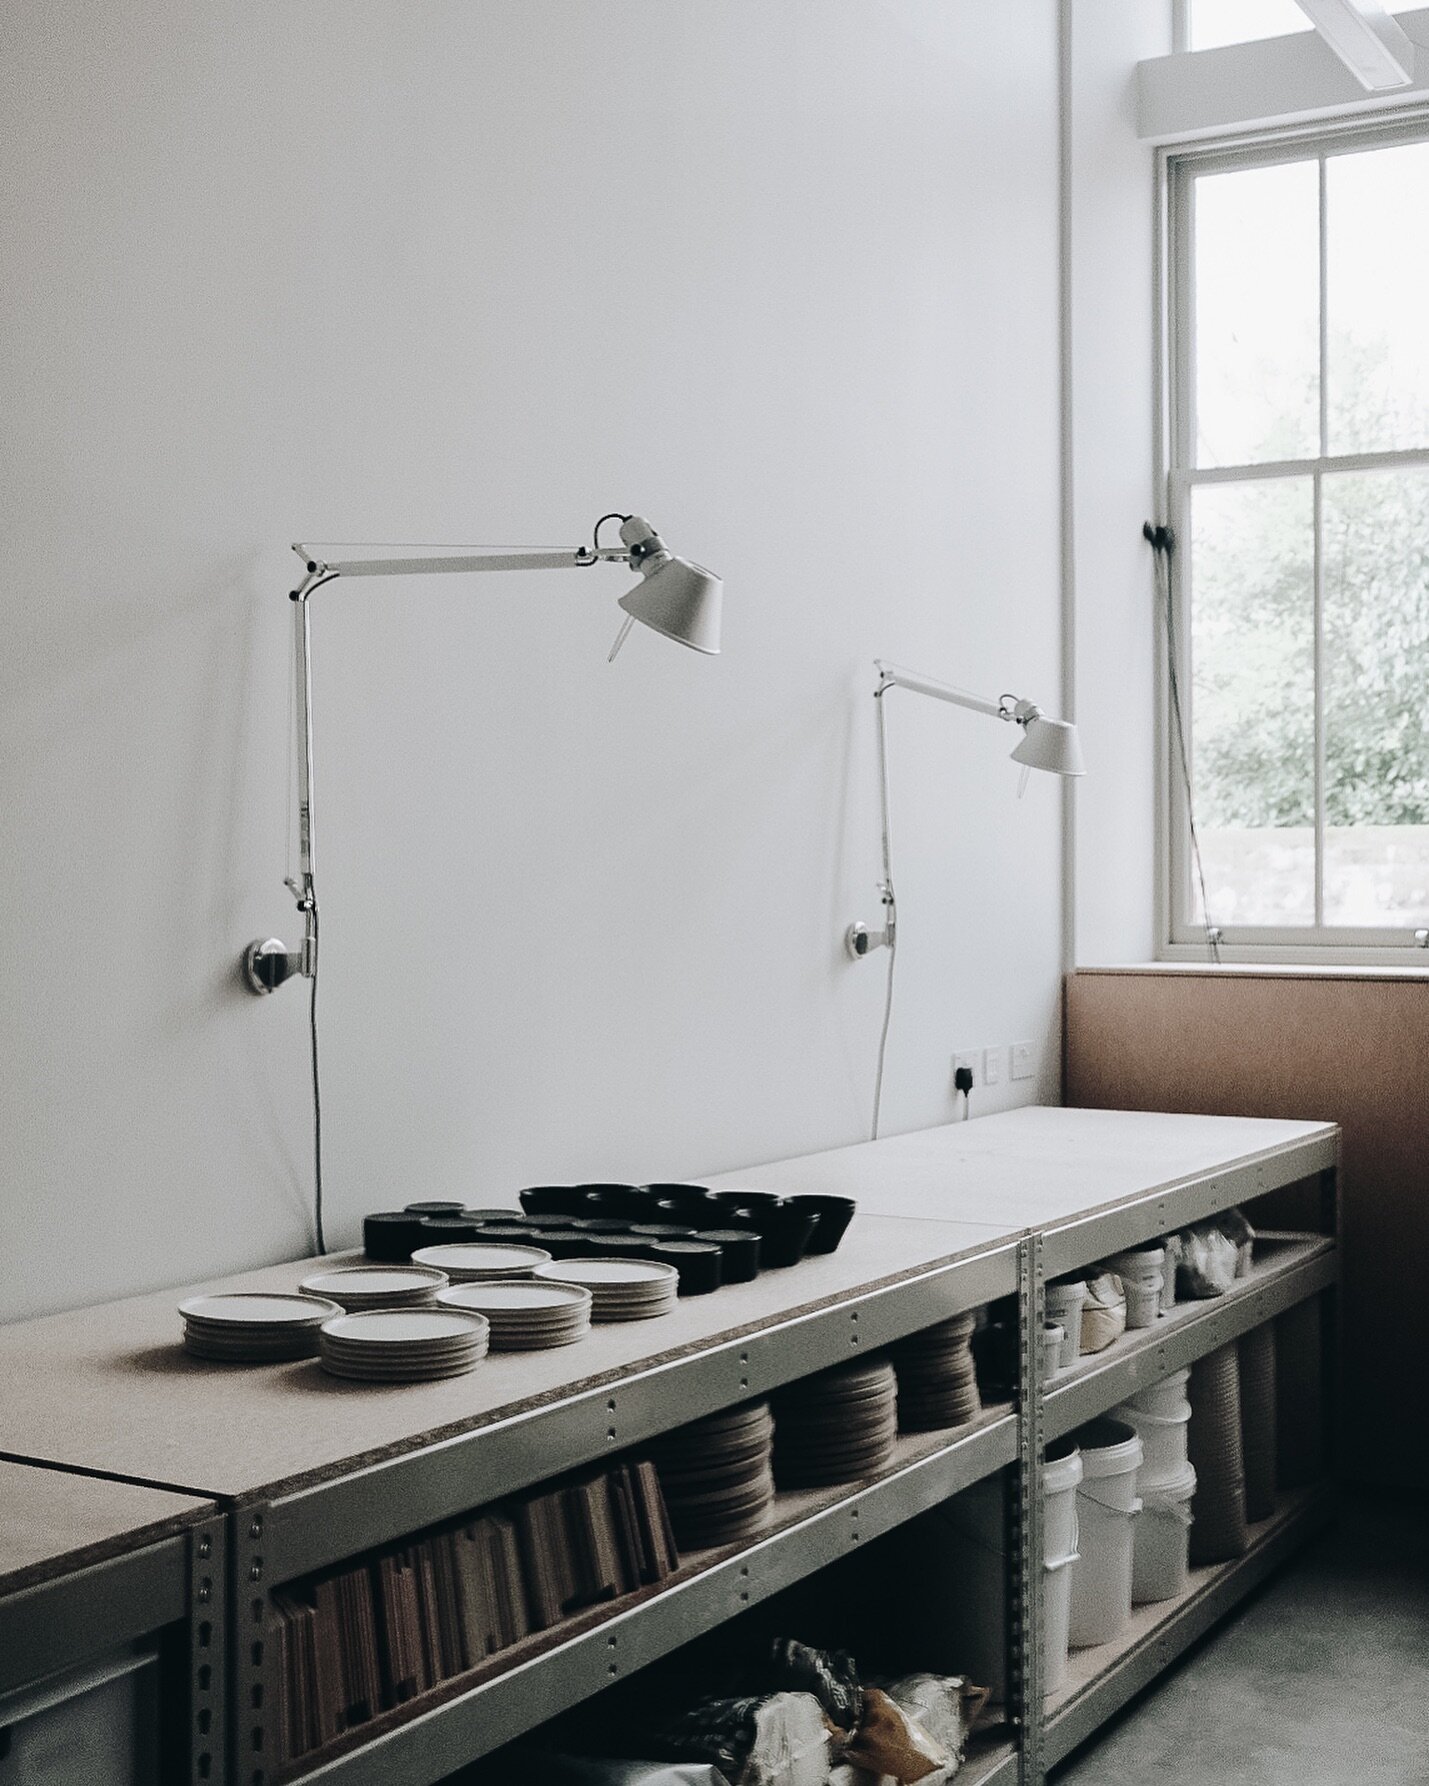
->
[536,1259,678,1287]
[320,1310,488,1346]
[411,1243,551,1277]
[300,1266,448,1300]
[180,1293,340,1327]
[436,1281,592,1314]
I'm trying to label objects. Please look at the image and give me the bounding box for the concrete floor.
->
[1053,1494,1429,1786]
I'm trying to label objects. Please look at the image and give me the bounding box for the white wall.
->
[1,1,1064,1320]
[1069,0,1173,965]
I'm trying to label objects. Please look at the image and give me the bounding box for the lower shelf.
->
[959,1730,1019,1785]
[1043,1482,1335,1769]
[282,1407,1016,1785]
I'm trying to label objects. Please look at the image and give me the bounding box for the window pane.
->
[1190,478,1316,926]
[1326,142,1429,456]
[1194,162,1319,468]
[1322,466,1429,927]
[1190,0,1310,51]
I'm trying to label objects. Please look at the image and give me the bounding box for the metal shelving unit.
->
[0,1487,226,1786]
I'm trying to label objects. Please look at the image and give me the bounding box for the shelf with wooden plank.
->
[275,1405,1016,1786]
[1043,1483,1336,1769]
[1043,1232,1337,1441]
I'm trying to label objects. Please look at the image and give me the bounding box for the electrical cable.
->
[1147,526,1221,963]
[870,683,898,1140]
[307,894,325,1256]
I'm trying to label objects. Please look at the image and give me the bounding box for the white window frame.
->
[1157,108,1429,965]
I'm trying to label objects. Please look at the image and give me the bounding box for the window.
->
[1166,125,1429,954]
[1185,0,1418,53]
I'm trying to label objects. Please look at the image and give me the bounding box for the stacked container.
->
[1105,1246,1166,1330]
[1068,1418,1143,1648]
[1116,1369,1197,1603]
[1045,1279,1087,1372]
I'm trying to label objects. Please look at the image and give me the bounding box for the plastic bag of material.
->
[840,1688,946,1783]
[1218,1207,1256,1277]
[1176,1220,1240,1298]
[830,1675,992,1784]
[653,1692,830,1786]
[762,1637,862,1734]
[1078,1273,1126,1354]
[489,1762,733,1786]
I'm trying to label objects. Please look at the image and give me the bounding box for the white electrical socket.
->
[982,1045,1004,1086]
[953,1050,978,1088]
[1011,1041,1036,1081]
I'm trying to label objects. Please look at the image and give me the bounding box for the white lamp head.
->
[1006,700,1085,777]
[616,516,723,655]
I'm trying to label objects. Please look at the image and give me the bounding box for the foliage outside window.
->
[1167,126,1429,952]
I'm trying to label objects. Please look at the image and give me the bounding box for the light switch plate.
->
[1011,1041,1036,1081]
[982,1045,1004,1086]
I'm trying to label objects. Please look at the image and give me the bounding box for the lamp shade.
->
[1010,714,1085,777]
[618,555,723,655]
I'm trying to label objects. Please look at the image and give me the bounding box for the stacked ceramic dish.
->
[647,1400,776,1548]
[532,1258,680,1322]
[317,1309,490,1382]
[437,1280,593,1350]
[298,1265,448,1312]
[889,1311,983,1432]
[771,1358,898,1487]
[179,1292,341,1362]
[411,1242,552,1283]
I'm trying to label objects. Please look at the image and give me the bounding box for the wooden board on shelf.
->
[0,1459,212,1595]
[0,1211,1017,1502]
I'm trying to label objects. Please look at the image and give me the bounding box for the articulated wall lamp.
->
[844,659,1083,1141]
[240,511,721,1251]
[245,512,721,997]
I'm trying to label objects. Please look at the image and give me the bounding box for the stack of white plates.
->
[437,1280,593,1350]
[179,1292,341,1362]
[317,1309,490,1382]
[298,1265,449,1311]
[532,1258,679,1322]
[411,1242,552,1283]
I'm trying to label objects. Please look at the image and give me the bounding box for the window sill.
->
[1077,952,1429,982]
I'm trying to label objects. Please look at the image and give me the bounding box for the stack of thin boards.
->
[273,1461,678,1763]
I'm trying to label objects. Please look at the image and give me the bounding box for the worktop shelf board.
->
[271,1409,1016,1786]
[1044,1235,1336,1442]
[1042,1484,1335,1769]
[258,1238,1020,1588]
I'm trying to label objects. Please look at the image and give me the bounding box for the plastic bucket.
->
[1069,1418,1143,1648]
[1044,1548,1078,1695]
[1106,1248,1165,1331]
[1126,1367,1190,1422]
[1044,1435,1083,1560]
[1133,1462,1196,1603]
[1116,1402,1191,1488]
[1043,1323,1065,1383]
[1046,1280,1087,1371]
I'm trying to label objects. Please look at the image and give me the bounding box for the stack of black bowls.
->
[363,1183,857,1288]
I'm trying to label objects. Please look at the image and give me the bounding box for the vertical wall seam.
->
[1059,0,1078,1009]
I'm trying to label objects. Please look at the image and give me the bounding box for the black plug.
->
[954,1065,974,1096]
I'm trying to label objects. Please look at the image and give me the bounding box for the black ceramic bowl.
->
[643,1182,713,1203]
[788,1195,857,1255]
[692,1228,762,1283]
[418,1214,486,1242]
[759,1205,819,1268]
[518,1185,584,1217]
[364,1211,428,1262]
[710,1202,764,1233]
[582,1217,636,1237]
[646,1240,723,1295]
[463,1206,526,1224]
[628,1222,698,1239]
[404,1200,465,1217]
[523,1228,586,1260]
[579,1185,651,1218]
[476,1222,543,1244]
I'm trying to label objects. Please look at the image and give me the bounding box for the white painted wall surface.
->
[1069,0,1172,965]
[1,1,1063,1319]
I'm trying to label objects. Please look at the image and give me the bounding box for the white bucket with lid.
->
[1117,1370,1192,1488]
[1106,1246,1165,1330]
[1044,1435,1083,1559]
[1046,1280,1087,1371]
[1133,1462,1196,1602]
[1068,1418,1143,1648]
[1044,1548,1078,1695]
[1126,1367,1190,1422]
[1043,1322,1065,1382]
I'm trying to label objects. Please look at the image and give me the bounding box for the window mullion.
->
[1314,154,1328,929]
